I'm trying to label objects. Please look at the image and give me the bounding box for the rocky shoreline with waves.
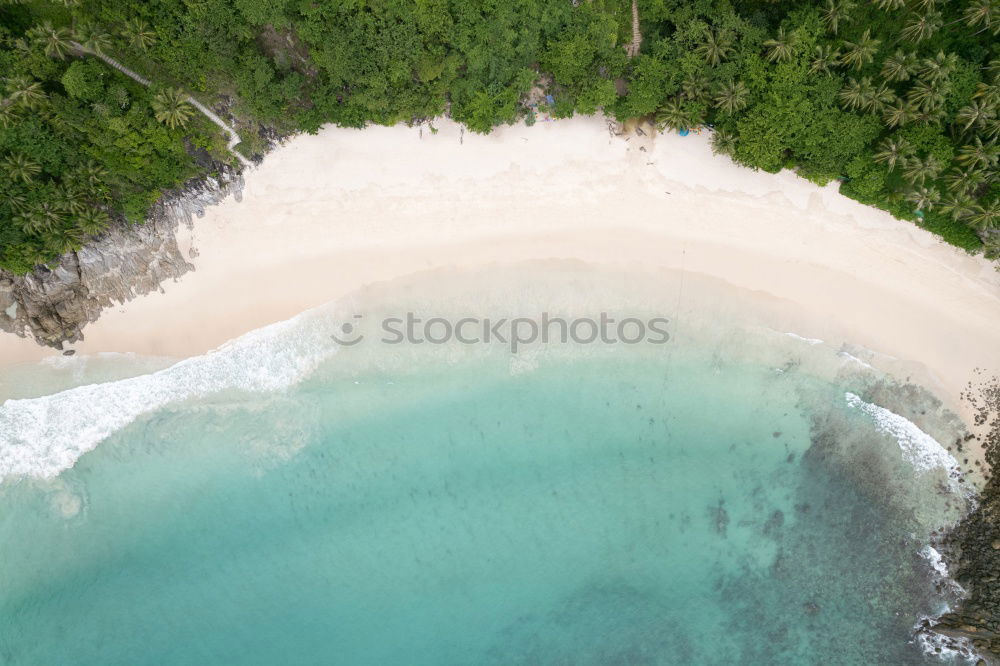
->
[932,376,1000,664]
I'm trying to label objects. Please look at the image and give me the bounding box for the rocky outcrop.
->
[0,167,244,349]
[935,376,1000,664]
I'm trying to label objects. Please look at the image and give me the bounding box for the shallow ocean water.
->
[0,266,978,665]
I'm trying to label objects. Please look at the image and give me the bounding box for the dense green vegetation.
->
[1,0,998,273]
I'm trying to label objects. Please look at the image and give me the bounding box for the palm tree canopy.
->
[763,27,796,63]
[151,88,194,129]
[840,29,880,69]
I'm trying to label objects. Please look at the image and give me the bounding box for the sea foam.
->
[0,308,338,481]
[845,392,962,477]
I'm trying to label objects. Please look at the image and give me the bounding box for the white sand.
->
[2,116,999,423]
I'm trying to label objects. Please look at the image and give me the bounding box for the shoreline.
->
[2,116,999,426]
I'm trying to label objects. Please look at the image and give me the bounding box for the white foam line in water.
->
[845,392,962,476]
[0,308,338,482]
[783,332,824,345]
[838,351,874,369]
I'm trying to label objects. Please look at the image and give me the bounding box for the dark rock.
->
[0,166,244,349]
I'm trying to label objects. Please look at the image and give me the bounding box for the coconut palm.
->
[0,104,18,129]
[882,98,917,128]
[974,81,1000,106]
[70,161,109,189]
[840,30,880,70]
[1,153,41,183]
[956,137,999,169]
[821,0,856,35]
[905,186,941,211]
[918,51,958,83]
[121,18,157,51]
[810,45,841,74]
[696,28,735,66]
[55,186,87,216]
[907,79,946,112]
[14,211,50,236]
[873,137,914,169]
[881,50,918,82]
[5,76,47,109]
[655,98,700,132]
[902,154,943,185]
[944,167,988,194]
[839,77,892,112]
[714,80,749,113]
[75,209,110,236]
[763,27,796,63]
[681,72,711,103]
[955,99,995,131]
[901,10,942,42]
[5,191,28,214]
[983,117,1000,140]
[76,25,114,55]
[939,193,978,220]
[874,0,906,8]
[44,227,84,256]
[29,22,76,59]
[964,0,997,30]
[968,200,1000,230]
[33,202,64,230]
[151,88,194,129]
[711,129,737,156]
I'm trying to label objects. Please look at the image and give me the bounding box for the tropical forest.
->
[0,0,999,274]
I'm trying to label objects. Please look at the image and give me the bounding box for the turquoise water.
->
[0,329,973,664]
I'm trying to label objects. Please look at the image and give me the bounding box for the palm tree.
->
[874,0,906,8]
[44,227,84,256]
[5,76,47,109]
[974,81,1000,106]
[840,30,880,70]
[14,211,50,236]
[75,209,110,236]
[696,28,735,66]
[655,98,700,132]
[0,104,18,129]
[901,10,942,43]
[33,202,64,230]
[873,137,914,169]
[151,88,194,129]
[1,153,41,183]
[839,77,892,112]
[968,200,1000,230]
[711,129,737,156]
[956,137,999,169]
[902,154,943,185]
[821,0,856,35]
[882,98,917,128]
[121,18,157,51]
[764,27,795,64]
[905,186,941,211]
[881,50,918,82]
[5,191,28,214]
[918,51,958,83]
[939,193,978,220]
[29,22,76,59]
[983,117,1000,140]
[944,168,987,194]
[955,99,995,131]
[811,45,841,74]
[714,80,749,113]
[76,25,113,55]
[55,185,87,216]
[681,72,710,103]
[964,0,997,30]
[907,79,945,112]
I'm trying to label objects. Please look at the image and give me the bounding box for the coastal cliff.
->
[0,167,244,350]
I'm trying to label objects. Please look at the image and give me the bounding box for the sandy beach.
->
[2,115,999,423]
